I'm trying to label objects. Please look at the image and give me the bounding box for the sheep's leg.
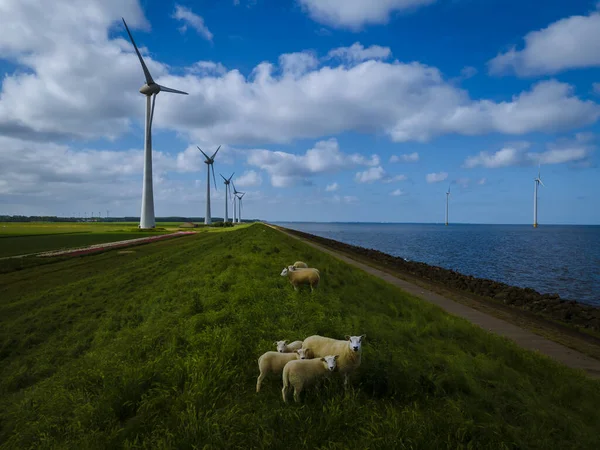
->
[282,385,289,403]
[256,372,266,393]
[293,284,298,292]
[343,373,349,390]
[293,387,301,403]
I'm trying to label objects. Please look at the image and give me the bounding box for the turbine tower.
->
[445,185,450,226]
[232,181,242,224]
[197,146,221,225]
[533,165,545,228]
[122,18,189,229]
[220,172,235,223]
[237,192,246,223]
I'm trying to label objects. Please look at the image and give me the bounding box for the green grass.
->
[0,223,599,449]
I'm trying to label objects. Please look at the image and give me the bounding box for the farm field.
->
[1,223,599,448]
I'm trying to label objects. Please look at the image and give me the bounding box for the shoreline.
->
[272,224,600,337]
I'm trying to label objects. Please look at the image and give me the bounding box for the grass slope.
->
[0,224,599,449]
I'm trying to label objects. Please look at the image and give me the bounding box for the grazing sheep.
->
[280,267,320,292]
[282,355,339,403]
[257,349,311,393]
[276,340,304,353]
[293,261,308,269]
[302,335,366,388]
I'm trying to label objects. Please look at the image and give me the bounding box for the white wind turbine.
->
[220,172,235,223]
[237,192,246,223]
[232,180,242,224]
[533,164,545,228]
[197,146,221,225]
[445,184,451,226]
[122,18,188,229]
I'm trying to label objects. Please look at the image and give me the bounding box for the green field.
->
[1,224,599,448]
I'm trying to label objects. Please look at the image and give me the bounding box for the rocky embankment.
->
[280,226,600,334]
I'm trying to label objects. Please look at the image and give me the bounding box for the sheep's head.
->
[296,348,311,359]
[276,340,288,352]
[321,355,339,371]
[345,335,366,352]
[280,267,288,276]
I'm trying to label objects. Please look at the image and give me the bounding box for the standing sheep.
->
[293,261,308,269]
[301,334,366,388]
[256,349,311,393]
[276,340,303,353]
[280,267,320,292]
[282,355,339,403]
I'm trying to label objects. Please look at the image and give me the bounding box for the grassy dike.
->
[0,223,599,449]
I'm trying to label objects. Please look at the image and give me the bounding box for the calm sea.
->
[273,222,600,307]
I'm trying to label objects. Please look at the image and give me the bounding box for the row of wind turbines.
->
[122,18,245,229]
[444,166,546,227]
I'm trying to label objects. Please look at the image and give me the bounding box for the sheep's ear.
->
[320,357,326,362]
[345,335,351,341]
[334,355,339,360]
[360,334,366,341]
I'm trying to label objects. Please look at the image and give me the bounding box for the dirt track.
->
[268,224,600,379]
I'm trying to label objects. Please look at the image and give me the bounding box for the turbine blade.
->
[122,18,154,85]
[158,84,189,95]
[220,173,227,181]
[228,172,235,181]
[149,93,157,130]
[211,145,221,159]
[197,146,210,160]
[539,179,545,187]
[212,163,217,190]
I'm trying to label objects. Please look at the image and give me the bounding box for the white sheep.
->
[282,355,339,403]
[276,340,304,353]
[293,261,308,269]
[280,266,320,292]
[256,348,312,393]
[301,334,366,388]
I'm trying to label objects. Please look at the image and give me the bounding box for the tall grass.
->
[0,224,599,449]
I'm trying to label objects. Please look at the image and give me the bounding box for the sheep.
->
[256,348,312,393]
[276,340,304,353]
[282,355,339,403]
[293,261,308,269]
[301,334,366,388]
[280,266,320,292]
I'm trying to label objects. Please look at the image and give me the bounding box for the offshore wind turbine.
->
[122,18,189,229]
[220,172,234,223]
[197,146,221,225]
[533,164,545,228]
[445,185,450,226]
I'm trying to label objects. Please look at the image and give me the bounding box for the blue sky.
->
[0,0,599,224]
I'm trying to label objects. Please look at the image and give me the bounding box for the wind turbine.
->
[232,180,242,224]
[237,192,246,223]
[197,146,221,225]
[220,172,235,223]
[445,184,450,226]
[122,18,189,229]
[533,164,545,228]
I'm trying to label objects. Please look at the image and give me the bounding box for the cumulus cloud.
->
[355,166,385,183]
[390,189,405,196]
[235,170,263,187]
[325,182,339,191]
[172,4,213,41]
[426,172,448,183]
[297,0,437,30]
[390,152,419,163]
[186,61,227,76]
[382,174,408,183]
[327,43,392,63]
[246,138,379,187]
[279,51,319,77]
[488,6,600,76]
[464,134,595,168]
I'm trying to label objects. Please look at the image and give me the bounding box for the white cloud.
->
[279,51,319,77]
[325,182,339,191]
[382,174,407,183]
[298,0,437,30]
[355,166,385,183]
[186,61,227,76]
[488,6,600,76]
[477,178,486,185]
[329,194,358,204]
[172,4,213,41]
[464,134,595,168]
[246,138,379,187]
[235,170,263,187]
[390,152,419,163]
[327,43,392,63]
[426,172,448,183]
[390,189,405,196]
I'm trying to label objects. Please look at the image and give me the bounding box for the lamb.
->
[256,348,312,393]
[280,266,320,292]
[301,334,366,388]
[276,340,304,353]
[282,355,339,403]
[293,261,308,269]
